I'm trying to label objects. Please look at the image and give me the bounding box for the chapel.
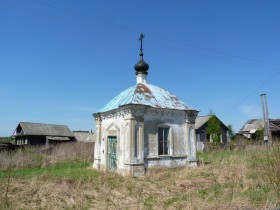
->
[93,34,199,176]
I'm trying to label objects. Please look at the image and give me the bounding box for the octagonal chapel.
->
[93,34,199,176]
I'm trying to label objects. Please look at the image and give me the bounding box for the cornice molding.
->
[95,105,186,121]
[186,110,199,124]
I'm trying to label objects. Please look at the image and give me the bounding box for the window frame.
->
[158,125,171,156]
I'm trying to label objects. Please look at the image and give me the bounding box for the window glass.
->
[158,127,169,155]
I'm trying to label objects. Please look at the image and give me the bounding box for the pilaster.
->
[138,122,145,163]
[124,116,135,164]
[186,109,199,166]
[124,115,145,176]
[93,114,102,170]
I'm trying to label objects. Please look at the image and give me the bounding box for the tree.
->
[255,127,264,141]
[207,113,221,145]
[227,124,236,140]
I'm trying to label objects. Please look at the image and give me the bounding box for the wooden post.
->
[46,136,49,147]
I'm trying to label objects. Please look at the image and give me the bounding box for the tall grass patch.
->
[0,144,280,209]
[0,142,94,170]
[250,143,280,196]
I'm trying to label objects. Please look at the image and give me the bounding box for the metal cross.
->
[139,33,145,54]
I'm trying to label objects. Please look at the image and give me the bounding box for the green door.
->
[107,136,117,171]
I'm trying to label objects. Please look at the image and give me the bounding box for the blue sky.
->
[0,0,279,136]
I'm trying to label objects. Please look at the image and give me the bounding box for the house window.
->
[158,127,170,155]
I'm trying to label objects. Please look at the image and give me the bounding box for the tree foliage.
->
[227,124,236,140]
[255,127,264,141]
[207,114,221,145]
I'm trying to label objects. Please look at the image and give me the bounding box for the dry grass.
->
[0,142,94,169]
[0,144,279,210]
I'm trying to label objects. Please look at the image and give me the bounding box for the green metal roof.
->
[96,83,189,113]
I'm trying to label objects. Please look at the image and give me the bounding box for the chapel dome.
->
[134,58,149,74]
[95,34,190,114]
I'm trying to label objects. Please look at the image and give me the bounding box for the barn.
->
[13,122,75,146]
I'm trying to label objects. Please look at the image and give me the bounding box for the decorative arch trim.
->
[106,123,120,132]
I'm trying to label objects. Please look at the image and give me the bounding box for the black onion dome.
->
[134,58,149,75]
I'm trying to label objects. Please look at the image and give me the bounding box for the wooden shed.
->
[13,122,75,146]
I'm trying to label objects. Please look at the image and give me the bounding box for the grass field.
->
[0,136,13,143]
[0,144,279,209]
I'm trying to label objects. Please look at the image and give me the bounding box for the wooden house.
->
[195,115,229,150]
[239,119,280,140]
[13,122,75,146]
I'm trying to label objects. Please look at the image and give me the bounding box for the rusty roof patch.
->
[134,83,156,100]
[135,83,152,95]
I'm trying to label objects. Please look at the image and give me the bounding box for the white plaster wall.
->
[146,157,187,168]
[94,105,197,175]
[98,114,131,174]
[143,108,188,168]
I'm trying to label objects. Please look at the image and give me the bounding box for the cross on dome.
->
[139,33,144,56]
[134,33,149,76]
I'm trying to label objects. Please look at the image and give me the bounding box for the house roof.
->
[239,119,264,133]
[96,83,189,113]
[269,119,280,132]
[86,134,96,142]
[195,116,210,129]
[195,115,229,130]
[239,119,280,133]
[13,122,75,137]
[73,131,95,142]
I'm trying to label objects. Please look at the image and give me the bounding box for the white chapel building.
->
[93,34,199,176]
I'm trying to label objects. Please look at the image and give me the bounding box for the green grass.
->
[0,136,14,143]
[0,160,101,181]
[143,196,157,209]
[197,150,245,165]
[240,185,278,207]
